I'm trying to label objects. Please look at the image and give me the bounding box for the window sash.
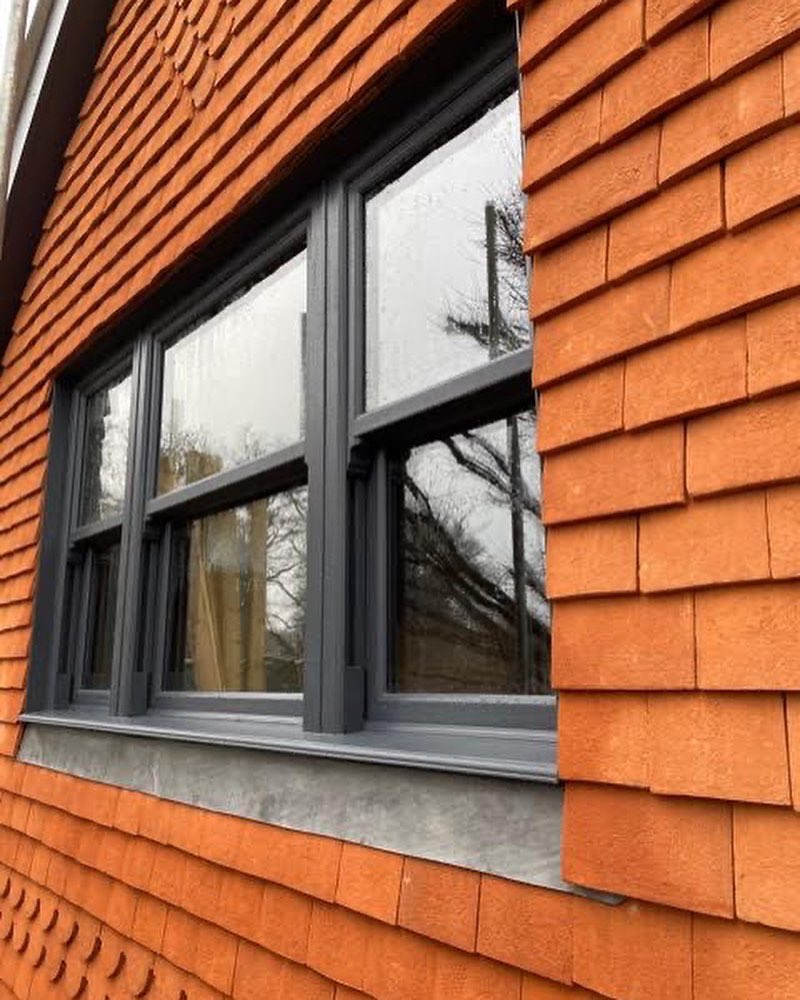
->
[28,34,556,751]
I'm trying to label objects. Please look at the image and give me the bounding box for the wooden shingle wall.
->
[0,0,799,996]
[522,0,800,995]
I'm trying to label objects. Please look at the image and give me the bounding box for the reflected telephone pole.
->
[485,201,531,693]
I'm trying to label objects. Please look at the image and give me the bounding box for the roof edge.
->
[0,0,115,359]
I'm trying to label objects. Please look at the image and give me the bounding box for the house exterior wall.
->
[0,0,798,997]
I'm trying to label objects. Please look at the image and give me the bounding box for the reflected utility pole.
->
[485,202,530,693]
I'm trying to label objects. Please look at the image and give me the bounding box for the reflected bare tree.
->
[160,426,306,693]
[443,191,529,356]
[398,183,550,695]
[398,425,549,696]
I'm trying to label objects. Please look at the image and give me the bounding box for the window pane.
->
[83,543,120,691]
[365,93,527,410]
[391,413,549,695]
[79,371,132,524]
[158,251,307,494]
[166,488,307,694]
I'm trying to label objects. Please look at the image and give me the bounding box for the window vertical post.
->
[313,180,364,733]
[302,193,328,731]
[110,334,155,716]
[27,381,73,711]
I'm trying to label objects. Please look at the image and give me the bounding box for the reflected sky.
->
[366,92,527,410]
[80,371,132,525]
[158,250,307,494]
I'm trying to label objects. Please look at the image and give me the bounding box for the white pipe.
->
[0,0,29,258]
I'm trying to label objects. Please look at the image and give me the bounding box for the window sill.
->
[20,707,557,782]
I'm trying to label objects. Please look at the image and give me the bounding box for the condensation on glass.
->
[391,412,550,695]
[82,543,120,690]
[79,371,132,524]
[365,92,527,411]
[165,488,307,694]
[158,250,308,494]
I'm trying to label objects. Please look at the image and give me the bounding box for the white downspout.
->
[0,1,29,258]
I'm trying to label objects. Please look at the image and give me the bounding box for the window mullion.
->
[301,192,328,731]
[312,180,364,734]
[27,382,75,711]
[109,334,156,716]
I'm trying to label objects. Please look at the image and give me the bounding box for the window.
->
[29,30,554,776]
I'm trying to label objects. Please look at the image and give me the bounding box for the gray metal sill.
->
[20,707,557,782]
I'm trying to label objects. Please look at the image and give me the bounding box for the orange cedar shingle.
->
[233,940,335,1000]
[521,978,605,1000]
[531,224,609,320]
[734,804,800,930]
[609,166,723,281]
[786,39,800,114]
[638,491,771,591]
[672,207,800,334]
[693,915,800,1000]
[518,0,613,72]
[546,516,638,599]
[563,784,734,917]
[787,696,800,806]
[543,424,685,524]
[306,901,375,993]
[726,124,800,230]
[534,267,671,385]
[600,16,710,142]
[710,0,800,80]
[334,842,403,925]
[520,0,643,131]
[524,126,660,251]
[522,91,602,191]
[747,297,800,397]
[572,897,692,1000]
[552,593,695,690]
[397,858,480,953]
[648,692,791,804]
[659,54,784,182]
[476,877,573,983]
[687,391,800,497]
[558,692,649,787]
[624,319,747,429]
[361,923,439,1000]
[645,0,715,41]
[537,362,624,453]
[431,950,523,1000]
[254,881,313,963]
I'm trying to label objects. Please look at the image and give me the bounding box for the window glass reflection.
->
[159,251,307,494]
[392,413,550,695]
[166,488,307,693]
[365,92,528,410]
[83,543,120,691]
[80,371,132,524]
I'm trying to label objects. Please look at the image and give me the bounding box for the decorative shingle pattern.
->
[0,0,466,756]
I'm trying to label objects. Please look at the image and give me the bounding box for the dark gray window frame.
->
[342,43,552,732]
[25,25,556,780]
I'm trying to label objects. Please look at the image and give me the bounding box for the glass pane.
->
[391,413,550,695]
[79,371,132,524]
[83,543,120,691]
[166,488,307,693]
[365,92,528,410]
[158,251,307,494]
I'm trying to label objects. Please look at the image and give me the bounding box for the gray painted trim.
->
[0,0,115,345]
[19,722,567,890]
[20,709,556,781]
[10,0,61,188]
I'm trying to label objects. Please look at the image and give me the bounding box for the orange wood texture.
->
[0,0,800,997]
